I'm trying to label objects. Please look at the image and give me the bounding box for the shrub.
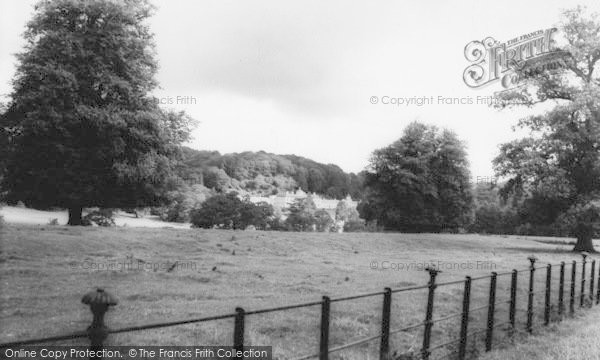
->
[150,207,163,216]
[284,197,318,231]
[239,201,275,230]
[190,192,275,230]
[160,184,213,223]
[469,204,518,235]
[82,209,115,227]
[343,219,366,232]
[47,218,59,225]
[364,220,384,232]
[123,207,150,218]
[314,209,334,232]
[267,217,285,231]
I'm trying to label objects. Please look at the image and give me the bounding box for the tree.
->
[189,192,274,230]
[177,149,363,200]
[307,168,326,194]
[493,7,600,251]
[469,183,519,234]
[360,122,473,232]
[0,0,195,225]
[314,209,335,232]
[190,192,243,229]
[343,218,366,232]
[159,183,213,223]
[239,201,275,230]
[335,200,360,222]
[285,196,318,231]
[203,166,231,192]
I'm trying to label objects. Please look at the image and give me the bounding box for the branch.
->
[587,51,600,82]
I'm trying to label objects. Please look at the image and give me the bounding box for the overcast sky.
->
[1,0,599,176]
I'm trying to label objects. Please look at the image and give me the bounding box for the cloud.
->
[151,0,396,116]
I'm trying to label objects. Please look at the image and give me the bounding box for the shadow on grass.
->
[533,239,576,246]
[505,246,577,255]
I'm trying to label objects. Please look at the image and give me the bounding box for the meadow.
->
[0,223,597,359]
[480,310,600,360]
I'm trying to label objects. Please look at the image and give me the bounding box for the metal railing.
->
[1,254,599,360]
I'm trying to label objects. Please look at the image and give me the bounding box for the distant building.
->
[248,189,358,220]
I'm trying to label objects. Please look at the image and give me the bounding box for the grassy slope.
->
[480,309,600,360]
[0,224,597,359]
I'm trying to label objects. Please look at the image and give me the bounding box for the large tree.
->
[0,0,195,225]
[285,196,319,232]
[360,122,473,232]
[493,7,600,252]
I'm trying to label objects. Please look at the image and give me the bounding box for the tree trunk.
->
[573,223,596,253]
[68,206,83,226]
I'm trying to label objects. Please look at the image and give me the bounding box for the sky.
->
[1,0,599,177]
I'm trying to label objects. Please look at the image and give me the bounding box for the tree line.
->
[179,147,364,200]
[186,192,365,232]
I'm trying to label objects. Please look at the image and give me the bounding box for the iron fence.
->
[1,254,599,360]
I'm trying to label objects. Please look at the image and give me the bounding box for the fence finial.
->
[424,266,442,279]
[527,255,538,268]
[82,288,117,349]
[421,266,441,360]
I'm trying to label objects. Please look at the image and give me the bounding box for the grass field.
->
[480,309,600,360]
[1,222,598,359]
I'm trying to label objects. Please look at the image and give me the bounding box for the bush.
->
[190,192,275,230]
[267,217,286,231]
[123,207,150,218]
[469,204,518,235]
[82,209,115,227]
[160,184,213,223]
[343,219,366,232]
[364,220,384,232]
[47,218,59,225]
[284,197,318,231]
[314,209,334,232]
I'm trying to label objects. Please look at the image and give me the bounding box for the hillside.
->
[178,147,365,199]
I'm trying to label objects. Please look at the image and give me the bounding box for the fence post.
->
[597,261,600,305]
[233,307,245,357]
[509,270,517,330]
[580,252,588,307]
[544,264,552,325]
[421,267,441,360]
[526,256,537,333]
[589,260,595,307]
[458,276,472,360]
[558,262,565,318]
[81,288,117,360]
[319,296,331,360]
[485,272,497,352]
[380,288,392,360]
[570,260,576,315]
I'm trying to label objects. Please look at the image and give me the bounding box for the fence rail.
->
[1,254,599,360]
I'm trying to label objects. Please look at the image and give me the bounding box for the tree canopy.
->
[360,122,473,232]
[189,192,274,230]
[178,147,364,199]
[493,6,600,251]
[0,0,195,224]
